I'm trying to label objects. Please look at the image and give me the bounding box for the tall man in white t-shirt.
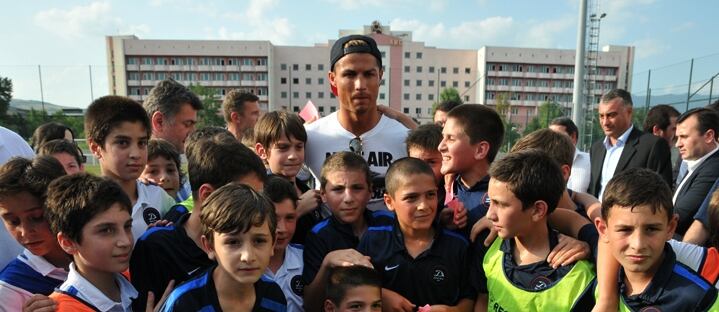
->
[304,35,408,209]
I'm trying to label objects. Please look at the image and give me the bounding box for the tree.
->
[494,93,521,152]
[432,88,463,114]
[0,76,12,118]
[522,101,566,135]
[189,84,224,128]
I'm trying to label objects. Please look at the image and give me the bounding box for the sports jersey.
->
[452,175,490,237]
[131,181,175,242]
[302,209,394,284]
[356,222,473,306]
[472,230,596,311]
[669,239,719,288]
[614,244,718,311]
[292,178,331,245]
[130,213,213,310]
[263,244,304,312]
[304,112,408,210]
[51,262,137,312]
[0,249,68,312]
[160,265,287,312]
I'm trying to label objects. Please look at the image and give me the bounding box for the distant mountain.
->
[9,99,74,113]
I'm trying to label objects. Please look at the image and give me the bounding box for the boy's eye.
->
[139,139,148,147]
[225,239,240,246]
[4,218,20,227]
[253,237,268,245]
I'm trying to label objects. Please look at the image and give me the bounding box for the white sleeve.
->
[0,281,32,312]
[668,239,705,271]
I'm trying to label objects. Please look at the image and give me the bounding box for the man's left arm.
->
[647,137,673,188]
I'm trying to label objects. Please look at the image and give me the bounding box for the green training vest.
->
[484,238,596,312]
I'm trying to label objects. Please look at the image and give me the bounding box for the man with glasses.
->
[304,34,409,209]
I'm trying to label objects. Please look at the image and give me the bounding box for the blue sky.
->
[1,0,717,108]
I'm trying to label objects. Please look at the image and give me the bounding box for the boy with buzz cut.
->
[263,175,304,312]
[160,183,286,311]
[85,95,175,242]
[473,150,596,311]
[45,173,136,311]
[254,111,323,244]
[595,168,718,311]
[358,157,474,311]
[303,152,394,312]
[0,156,69,311]
[324,265,383,312]
[439,104,504,235]
[130,132,267,310]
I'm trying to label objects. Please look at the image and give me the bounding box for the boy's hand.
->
[148,219,173,228]
[547,234,590,268]
[323,249,373,269]
[22,294,55,312]
[381,288,415,312]
[469,217,497,247]
[439,201,467,230]
[145,279,175,312]
[591,301,618,312]
[297,190,322,217]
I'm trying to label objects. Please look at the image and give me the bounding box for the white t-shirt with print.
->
[305,112,409,210]
[131,181,175,242]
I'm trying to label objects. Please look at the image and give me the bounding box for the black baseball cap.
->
[329,35,383,71]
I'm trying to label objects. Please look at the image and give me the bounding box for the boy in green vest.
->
[473,149,596,311]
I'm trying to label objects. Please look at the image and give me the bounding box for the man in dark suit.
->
[588,89,673,199]
[672,107,719,236]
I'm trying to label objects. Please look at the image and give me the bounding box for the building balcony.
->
[226,65,240,72]
[240,65,254,71]
[196,65,211,71]
[127,80,140,86]
[129,95,143,101]
[126,64,139,71]
[226,80,240,87]
[140,65,153,71]
[240,80,254,86]
[255,80,268,87]
[259,95,268,101]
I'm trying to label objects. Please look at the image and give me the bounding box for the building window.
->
[464,95,470,102]
[318,64,324,71]
[292,64,299,71]
[242,73,253,81]
[403,107,409,114]
[499,79,509,86]
[465,81,471,87]
[380,79,385,86]
[441,80,446,87]
[512,107,519,114]
[512,79,521,86]
[293,92,299,98]
[305,78,312,85]
[404,80,410,87]
[215,73,225,81]
[258,58,268,66]
[416,94,422,100]
[292,78,299,84]
[428,94,434,101]
[200,73,210,81]
[465,67,471,74]
[318,106,325,113]
[318,78,324,85]
[416,52,423,59]
[428,80,435,87]
[453,67,459,74]
[242,58,253,66]
[416,80,422,87]
[127,58,137,65]
[429,66,435,73]
[306,64,312,71]
[293,106,300,112]
[330,106,337,112]
[441,67,447,74]
[306,92,311,99]
[404,66,410,73]
[257,73,267,81]
[404,93,410,100]
[281,92,287,99]
[318,92,324,99]
[143,57,153,65]
[379,93,385,100]
[128,72,139,80]
[452,81,458,88]
[415,107,421,114]
[416,66,422,73]
[381,51,386,58]
[281,64,287,70]
[229,73,240,81]
[404,52,410,58]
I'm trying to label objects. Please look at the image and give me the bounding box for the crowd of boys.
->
[0,33,718,312]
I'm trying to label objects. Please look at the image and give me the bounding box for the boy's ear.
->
[57,232,78,255]
[323,299,337,312]
[531,200,549,221]
[200,234,215,260]
[197,183,216,209]
[595,218,609,242]
[88,138,102,159]
[473,141,490,161]
[560,164,572,182]
[384,193,395,212]
[666,213,679,239]
[151,111,164,132]
[255,143,268,161]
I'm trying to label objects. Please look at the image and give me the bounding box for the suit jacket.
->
[588,128,673,198]
[673,150,719,235]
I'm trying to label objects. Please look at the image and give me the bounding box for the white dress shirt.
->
[568,148,591,193]
[599,126,634,200]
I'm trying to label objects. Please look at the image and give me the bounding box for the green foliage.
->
[3,109,84,140]
[494,93,521,152]
[432,88,463,114]
[189,84,224,128]
[522,101,566,135]
[0,76,11,118]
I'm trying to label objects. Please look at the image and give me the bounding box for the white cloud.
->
[211,0,294,44]
[323,0,399,10]
[632,38,666,59]
[672,21,695,33]
[429,0,448,11]
[519,16,576,48]
[33,1,149,38]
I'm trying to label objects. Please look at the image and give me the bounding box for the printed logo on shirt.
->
[481,193,491,207]
[385,264,400,271]
[431,265,447,284]
[291,275,304,296]
[530,275,551,291]
[142,204,161,224]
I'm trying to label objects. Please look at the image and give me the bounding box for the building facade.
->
[106,22,633,127]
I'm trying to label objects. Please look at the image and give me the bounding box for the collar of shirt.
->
[499,226,560,256]
[619,243,676,305]
[384,220,445,259]
[685,144,719,172]
[454,174,490,192]
[265,244,303,279]
[20,249,68,278]
[329,209,374,242]
[60,262,138,312]
[603,125,634,149]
